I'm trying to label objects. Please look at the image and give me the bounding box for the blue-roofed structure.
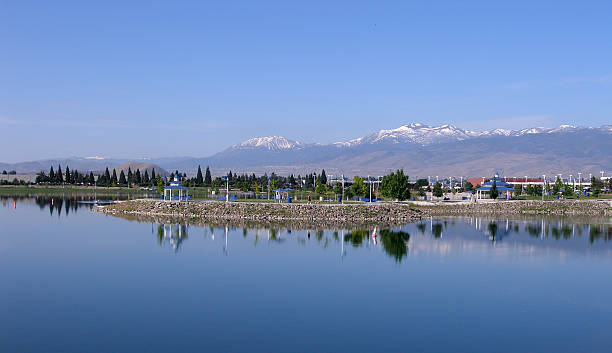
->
[163,176,189,201]
[476,173,515,200]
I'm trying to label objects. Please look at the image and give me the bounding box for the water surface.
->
[1,196,611,352]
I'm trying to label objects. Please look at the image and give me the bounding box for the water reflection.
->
[145,216,612,262]
[1,194,131,218]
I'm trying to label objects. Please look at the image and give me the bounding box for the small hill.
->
[113,162,168,177]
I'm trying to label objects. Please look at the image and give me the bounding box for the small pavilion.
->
[163,176,189,201]
[476,173,515,200]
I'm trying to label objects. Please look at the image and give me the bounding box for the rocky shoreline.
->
[97,200,427,229]
[422,199,612,216]
[97,199,612,227]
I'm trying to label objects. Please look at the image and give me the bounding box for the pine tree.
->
[56,165,63,183]
[143,170,150,184]
[127,167,133,185]
[89,172,95,185]
[151,168,156,181]
[111,169,118,185]
[49,166,55,183]
[135,169,142,185]
[196,165,204,186]
[65,166,71,184]
[204,166,212,186]
[490,180,499,199]
[320,169,327,185]
[104,167,111,186]
[119,170,127,185]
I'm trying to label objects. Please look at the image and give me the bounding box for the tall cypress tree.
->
[135,169,142,185]
[119,170,127,185]
[143,170,150,184]
[104,167,111,186]
[56,165,63,183]
[127,167,133,185]
[151,168,156,181]
[204,166,212,186]
[49,166,55,183]
[196,165,204,186]
[89,172,95,185]
[320,169,327,185]
[111,169,118,185]
[65,166,71,184]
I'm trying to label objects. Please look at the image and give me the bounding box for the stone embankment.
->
[97,199,611,228]
[423,200,612,216]
[98,200,426,229]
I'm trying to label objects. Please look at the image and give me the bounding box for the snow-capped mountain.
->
[228,124,608,152]
[231,136,304,151]
[335,123,477,146]
[333,123,602,147]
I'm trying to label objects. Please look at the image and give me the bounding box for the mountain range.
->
[2,123,611,177]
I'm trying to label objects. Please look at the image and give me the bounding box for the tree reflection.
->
[431,223,443,239]
[379,230,410,263]
[344,230,368,247]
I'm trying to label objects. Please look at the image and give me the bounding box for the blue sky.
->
[1,1,611,162]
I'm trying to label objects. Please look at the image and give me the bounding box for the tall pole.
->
[368,175,372,203]
[542,174,545,201]
[341,174,345,204]
[226,173,229,203]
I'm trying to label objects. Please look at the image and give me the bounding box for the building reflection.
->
[155,224,188,252]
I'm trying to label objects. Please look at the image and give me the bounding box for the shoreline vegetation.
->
[97,199,612,228]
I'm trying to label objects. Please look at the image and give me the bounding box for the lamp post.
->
[542,174,546,201]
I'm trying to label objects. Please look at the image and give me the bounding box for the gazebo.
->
[476,173,515,200]
[163,176,189,201]
[274,188,293,202]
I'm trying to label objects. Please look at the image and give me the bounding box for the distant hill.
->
[113,162,168,177]
[3,123,611,178]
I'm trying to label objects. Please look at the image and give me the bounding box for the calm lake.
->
[1,196,611,353]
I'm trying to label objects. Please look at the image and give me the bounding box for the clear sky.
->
[1,1,611,162]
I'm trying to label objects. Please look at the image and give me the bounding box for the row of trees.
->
[35,165,161,187]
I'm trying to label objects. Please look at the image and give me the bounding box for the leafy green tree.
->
[380,169,411,201]
[350,176,367,197]
[204,166,212,186]
[464,181,473,192]
[490,180,499,199]
[514,184,522,196]
[196,165,204,186]
[156,176,164,195]
[432,181,443,198]
[563,184,574,197]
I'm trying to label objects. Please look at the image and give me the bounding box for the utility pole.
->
[267,176,270,201]
[368,175,372,203]
[341,174,345,204]
[542,174,545,201]
[226,173,229,203]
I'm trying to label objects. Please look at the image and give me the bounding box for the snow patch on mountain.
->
[232,136,304,150]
